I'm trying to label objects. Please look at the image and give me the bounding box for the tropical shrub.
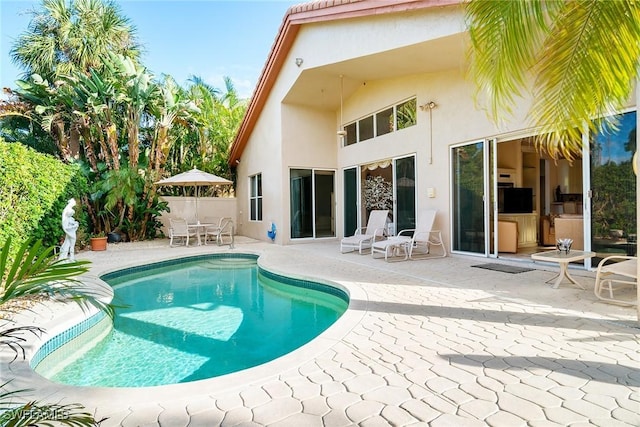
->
[0,139,89,259]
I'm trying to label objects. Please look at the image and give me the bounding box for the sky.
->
[0,0,300,98]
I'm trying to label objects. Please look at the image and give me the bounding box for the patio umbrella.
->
[155,168,232,222]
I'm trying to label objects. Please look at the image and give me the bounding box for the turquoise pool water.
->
[36,255,348,387]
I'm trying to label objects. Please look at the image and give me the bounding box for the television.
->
[502,187,533,213]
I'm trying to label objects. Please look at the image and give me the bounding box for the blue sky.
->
[594,111,636,165]
[1,0,299,98]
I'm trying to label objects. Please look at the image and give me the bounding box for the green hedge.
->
[0,139,89,257]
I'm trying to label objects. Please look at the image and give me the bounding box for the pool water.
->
[38,256,347,387]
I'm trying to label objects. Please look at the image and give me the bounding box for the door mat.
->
[472,263,534,274]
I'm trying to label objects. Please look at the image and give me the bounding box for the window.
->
[359,115,374,141]
[376,108,394,136]
[342,98,416,147]
[396,98,417,130]
[344,122,357,146]
[249,173,262,221]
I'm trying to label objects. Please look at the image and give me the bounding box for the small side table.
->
[531,250,595,289]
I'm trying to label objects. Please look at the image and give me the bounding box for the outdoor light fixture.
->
[420,101,438,164]
[295,57,303,67]
[420,101,437,111]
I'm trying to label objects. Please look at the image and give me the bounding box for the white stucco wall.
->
[233,4,636,249]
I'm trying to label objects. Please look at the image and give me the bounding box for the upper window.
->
[396,98,417,130]
[345,122,357,146]
[376,108,394,137]
[249,173,262,221]
[343,97,416,147]
[359,115,374,141]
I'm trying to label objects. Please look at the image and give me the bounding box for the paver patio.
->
[1,238,638,426]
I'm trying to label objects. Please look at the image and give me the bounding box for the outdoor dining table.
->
[187,222,214,246]
[530,250,595,289]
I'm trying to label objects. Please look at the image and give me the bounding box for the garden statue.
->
[59,198,79,261]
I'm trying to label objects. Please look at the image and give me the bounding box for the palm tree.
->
[465,0,640,318]
[182,75,247,183]
[10,0,140,85]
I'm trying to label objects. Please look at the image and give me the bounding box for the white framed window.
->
[249,173,262,221]
[342,97,416,147]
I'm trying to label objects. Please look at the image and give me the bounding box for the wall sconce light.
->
[295,57,303,67]
[419,101,437,111]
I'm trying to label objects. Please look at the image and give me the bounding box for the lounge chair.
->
[371,209,446,261]
[341,209,389,254]
[169,218,197,247]
[594,255,637,306]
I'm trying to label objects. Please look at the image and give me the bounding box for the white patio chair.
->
[202,217,222,245]
[372,209,446,261]
[169,218,197,247]
[204,217,234,246]
[594,255,637,306]
[341,209,389,254]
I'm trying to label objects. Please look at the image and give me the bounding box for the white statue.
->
[59,198,79,261]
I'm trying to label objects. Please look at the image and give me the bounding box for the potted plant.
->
[89,232,108,251]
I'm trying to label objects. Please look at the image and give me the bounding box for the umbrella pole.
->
[196,186,199,224]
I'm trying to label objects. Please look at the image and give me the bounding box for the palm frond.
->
[0,325,43,362]
[532,0,640,159]
[466,0,640,160]
[466,0,560,120]
[0,238,113,318]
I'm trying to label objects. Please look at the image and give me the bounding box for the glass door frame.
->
[289,167,337,240]
[449,139,493,257]
[343,166,359,238]
[392,154,417,235]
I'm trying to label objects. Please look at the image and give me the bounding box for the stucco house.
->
[229,0,637,267]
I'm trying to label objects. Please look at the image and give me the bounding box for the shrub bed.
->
[0,139,88,258]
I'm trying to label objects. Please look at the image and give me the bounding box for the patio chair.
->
[372,209,446,261]
[169,218,197,247]
[204,217,234,246]
[341,209,389,254]
[594,255,637,306]
[202,217,222,245]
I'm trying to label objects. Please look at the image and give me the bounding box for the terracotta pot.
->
[90,236,108,251]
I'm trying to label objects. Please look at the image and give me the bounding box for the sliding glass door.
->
[343,167,358,238]
[290,169,335,239]
[394,155,416,233]
[590,110,637,262]
[451,141,490,255]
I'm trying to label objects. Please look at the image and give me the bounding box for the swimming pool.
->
[33,254,348,387]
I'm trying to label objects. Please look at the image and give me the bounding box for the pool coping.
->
[0,248,367,406]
